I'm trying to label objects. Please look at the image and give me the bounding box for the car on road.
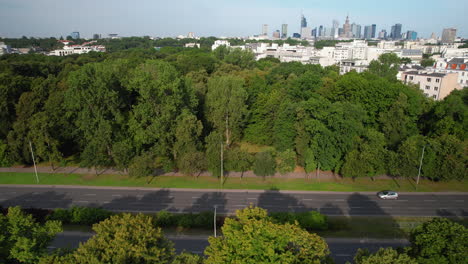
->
[377,191,398,199]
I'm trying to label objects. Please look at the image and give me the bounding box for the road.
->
[50,231,409,264]
[0,185,467,217]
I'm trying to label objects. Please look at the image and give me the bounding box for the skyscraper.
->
[441,28,457,43]
[262,24,268,36]
[301,15,307,28]
[371,24,376,38]
[363,25,372,39]
[71,31,80,39]
[318,25,324,37]
[311,28,317,38]
[351,23,361,38]
[406,30,417,40]
[301,27,312,39]
[342,16,351,38]
[273,30,280,39]
[281,24,288,38]
[378,30,387,39]
[390,23,402,40]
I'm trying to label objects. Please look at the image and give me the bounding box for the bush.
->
[296,211,328,231]
[193,211,214,228]
[154,210,173,227]
[69,207,113,225]
[177,214,194,228]
[48,208,71,223]
[269,212,296,224]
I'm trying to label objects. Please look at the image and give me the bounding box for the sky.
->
[0,0,466,39]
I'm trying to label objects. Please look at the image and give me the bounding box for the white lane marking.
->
[247,197,257,200]
[395,200,408,202]
[32,192,40,195]
[455,200,464,202]
[424,200,436,202]
[235,204,246,207]
[84,194,96,196]
[191,197,200,199]
[111,194,122,197]
[335,199,345,202]
[302,198,314,201]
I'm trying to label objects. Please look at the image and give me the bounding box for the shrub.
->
[70,207,113,225]
[177,214,194,228]
[154,210,173,227]
[193,211,214,228]
[269,212,295,224]
[296,211,328,231]
[48,208,71,223]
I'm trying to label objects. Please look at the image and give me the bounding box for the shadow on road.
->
[257,190,307,213]
[183,192,227,214]
[104,189,175,212]
[0,191,73,210]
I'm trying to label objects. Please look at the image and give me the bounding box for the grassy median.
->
[0,172,467,192]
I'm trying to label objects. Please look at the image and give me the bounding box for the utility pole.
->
[29,141,39,184]
[214,205,218,237]
[220,141,224,188]
[417,144,427,187]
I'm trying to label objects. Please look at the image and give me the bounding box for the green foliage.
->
[71,213,175,264]
[276,149,296,174]
[270,211,329,231]
[354,248,417,264]
[223,48,256,69]
[368,53,401,81]
[204,206,330,264]
[0,206,62,263]
[253,151,276,177]
[408,218,468,264]
[225,147,253,172]
[171,251,204,264]
[420,58,436,67]
[0,139,12,166]
[47,207,113,225]
[129,151,155,179]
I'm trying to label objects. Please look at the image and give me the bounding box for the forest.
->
[0,44,466,181]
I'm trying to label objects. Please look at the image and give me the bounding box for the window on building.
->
[434,87,438,91]
[427,78,431,82]
[435,79,440,83]
[409,76,414,80]
[425,85,430,90]
[462,72,465,76]
[433,95,437,99]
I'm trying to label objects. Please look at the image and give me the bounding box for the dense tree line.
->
[0,48,466,181]
[2,206,466,263]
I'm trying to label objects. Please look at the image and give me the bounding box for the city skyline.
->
[0,0,466,39]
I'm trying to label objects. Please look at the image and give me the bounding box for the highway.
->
[50,231,410,264]
[0,185,467,217]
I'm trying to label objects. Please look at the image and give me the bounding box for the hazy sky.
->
[0,0,466,39]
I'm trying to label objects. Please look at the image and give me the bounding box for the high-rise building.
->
[262,24,269,36]
[363,25,372,39]
[301,27,312,39]
[311,28,317,37]
[441,28,457,43]
[292,33,301,38]
[371,24,377,38]
[378,30,387,39]
[281,24,288,38]
[430,32,437,40]
[318,25,324,37]
[92,34,101,39]
[273,30,281,39]
[406,30,417,40]
[71,31,80,39]
[390,23,402,40]
[301,15,307,28]
[342,16,351,38]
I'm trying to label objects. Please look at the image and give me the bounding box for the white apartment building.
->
[432,57,468,87]
[211,40,231,50]
[401,71,462,100]
[50,44,105,56]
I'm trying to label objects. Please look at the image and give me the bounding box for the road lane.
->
[0,185,467,217]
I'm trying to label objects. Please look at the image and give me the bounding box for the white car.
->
[377,191,398,200]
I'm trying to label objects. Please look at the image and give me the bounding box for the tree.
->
[420,58,435,68]
[205,131,223,177]
[171,251,204,264]
[225,147,253,175]
[276,149,296,174]
[409,218,467,264]
[129,151,155,180]
[206,75,247,146]
[178,151,206,176]
[253,151,276,177]
[0,206,62,264]
[368,53,401,81]
[401,57,412,65]
[173,110,203,161]
[353,248,417,264]
[71,213,175,264]
[273,101,297,151]
[223,48,256,69]
[204,206,330,264]
[112,139,135,173]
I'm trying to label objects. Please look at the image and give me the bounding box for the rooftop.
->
[404,71,447,77]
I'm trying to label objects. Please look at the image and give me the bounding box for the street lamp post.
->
[416,144,427,187]
[214,205,218,237]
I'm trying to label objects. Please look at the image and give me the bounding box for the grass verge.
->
[0,172,467,192]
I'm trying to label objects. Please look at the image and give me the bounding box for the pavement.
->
[0,185,467,217]
[49,231,410,264]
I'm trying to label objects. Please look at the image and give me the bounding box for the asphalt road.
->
[1,185,467,217]
[50,231,410,264]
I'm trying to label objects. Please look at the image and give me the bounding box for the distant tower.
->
[301,15,307,28]
[342,16,351,37]
[371,24,376,38]
[441,28,457,43]
[71,31,80,39]
[281,24,288,38]
[262,24,269,36]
